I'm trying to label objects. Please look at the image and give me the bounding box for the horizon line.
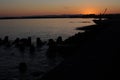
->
[0,13,120,18]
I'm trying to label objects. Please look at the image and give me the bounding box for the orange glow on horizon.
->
[81,8,99,14]
[0,0,120,17]
[0,7,120,17]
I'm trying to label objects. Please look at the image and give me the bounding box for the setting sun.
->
[82,8,98,14]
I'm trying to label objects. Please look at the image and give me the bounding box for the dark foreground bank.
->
[40,23,119,80]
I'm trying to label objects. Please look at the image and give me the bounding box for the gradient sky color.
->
[0,0,120,17]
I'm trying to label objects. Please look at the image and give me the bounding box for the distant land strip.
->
[0,14,120,19]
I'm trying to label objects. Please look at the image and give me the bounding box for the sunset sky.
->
[0,0,120,17]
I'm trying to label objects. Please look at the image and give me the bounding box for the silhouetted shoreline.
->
[0,14,120,20]
[40,22,119,80]
[0,18,119,79]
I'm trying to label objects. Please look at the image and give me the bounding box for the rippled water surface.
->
[0,18,94,41]
[0,18,95,80]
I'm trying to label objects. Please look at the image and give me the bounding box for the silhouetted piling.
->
[19,44,25,53]
[13,38,20,47]
[20,38,28,47]
[36,37,43,47]
[47,39,57,58]
[18,62,27,74]
[27,37,32,46]
[0,38,2,46]
[48,39,56,51]
[56,36,63,44]
[3,36,9,45]
[5,42,11,48]
[29,44,35,54]
[2,36,12,48]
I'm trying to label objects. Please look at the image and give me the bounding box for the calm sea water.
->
[0,18,95,80]
[0,18,95,41]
